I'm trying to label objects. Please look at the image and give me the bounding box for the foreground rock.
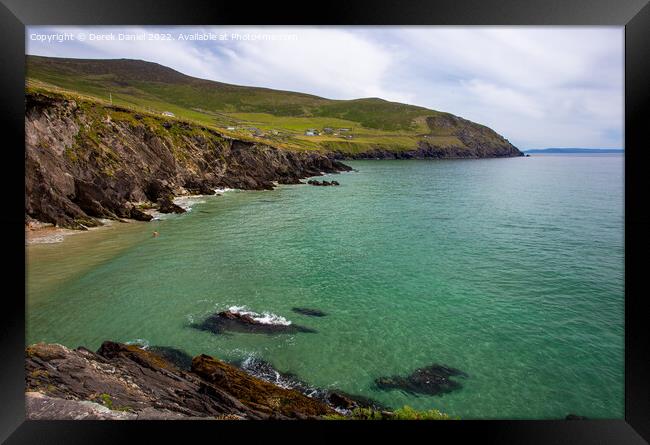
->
[238,356,385,412]
[26,341,335,420]
[292,307,328,317]
[147,345,193,370]
[375,364,468,396]
[194,310,317,335]
[192,354,335,418]
[25,392,209,420]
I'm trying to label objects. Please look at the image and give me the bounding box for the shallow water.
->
[26,155,624,419]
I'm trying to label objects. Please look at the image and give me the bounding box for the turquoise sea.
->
[26,154,624,419]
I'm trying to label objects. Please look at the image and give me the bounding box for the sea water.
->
[26,154,624,419]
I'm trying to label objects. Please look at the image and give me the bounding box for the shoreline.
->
[24,173,340,245]
[24,340,401,420]
[26,218,140,245]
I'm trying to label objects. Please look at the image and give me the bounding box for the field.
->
[25,55,512,154]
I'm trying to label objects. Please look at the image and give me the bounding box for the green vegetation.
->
[96,393,133,412]
[25,55,515,155]
[97,393,114,409]
[323,405,457,420]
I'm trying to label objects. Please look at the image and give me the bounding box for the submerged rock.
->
[292,307,328,317]
[194,310,317,335]
[307,180,340,186]
[375,364,468,396]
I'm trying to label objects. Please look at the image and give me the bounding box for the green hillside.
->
[25,55,518,155]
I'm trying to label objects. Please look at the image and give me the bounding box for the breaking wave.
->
[227,305,292,326]
[125,338,150,349]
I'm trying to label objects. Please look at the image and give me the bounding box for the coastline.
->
[24,156,624,419]
[24,340,418,420]
[25,218,127,245]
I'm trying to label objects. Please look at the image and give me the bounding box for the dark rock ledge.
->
[25,92,352,230]
[25,341,394,420]
[25,341,336,420]
[193,310,317,335]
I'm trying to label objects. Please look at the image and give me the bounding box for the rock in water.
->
[375,364,468,396]
[194,310,317,335]
[292,307,327,317]
[238,356,385,412]
[306,180,339,187]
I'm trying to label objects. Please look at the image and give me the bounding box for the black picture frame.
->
[1,0,648,443]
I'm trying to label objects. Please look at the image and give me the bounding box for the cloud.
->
[26,26,623,149]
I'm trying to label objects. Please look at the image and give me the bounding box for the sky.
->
[26,26,624,149]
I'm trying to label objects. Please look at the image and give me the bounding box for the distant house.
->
[305,128,318,136]
[162,111,175,117]
[226,126,236,130]
[322,127,334,134]
[249,127,264,137]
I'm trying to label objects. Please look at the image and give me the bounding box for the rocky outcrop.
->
[236,356,386,412]
[193,310,317,335]
[25,391,209,420]
[331,114,522,160]
[334,143,522,160]
[307,180,340,186]
[25,92,352,229]
[25,341,336,420]
[375,364,468,396]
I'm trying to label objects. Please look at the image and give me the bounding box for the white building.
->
[162,111,175,117]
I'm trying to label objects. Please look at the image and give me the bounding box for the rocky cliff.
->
[25,92,352,229]
[333,115,522,160]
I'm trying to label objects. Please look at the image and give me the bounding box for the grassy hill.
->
[25,55,519,155]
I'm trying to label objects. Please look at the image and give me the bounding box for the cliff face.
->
[334,114,522,160]
[25,92,351,229]
[25,91,522,229]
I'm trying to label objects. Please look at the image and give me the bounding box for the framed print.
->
[1,0,648,443]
